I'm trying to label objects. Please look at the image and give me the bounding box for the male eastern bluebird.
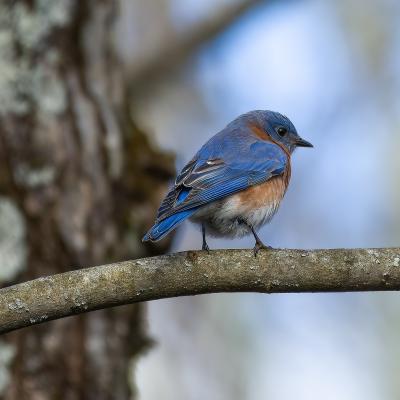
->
[143,110,312,255]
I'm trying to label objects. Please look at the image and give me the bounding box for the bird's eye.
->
[277,127,288,137]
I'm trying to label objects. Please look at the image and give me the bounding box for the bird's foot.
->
[201,224,210,253]
[202,242,210,254]
[253,241,272,257]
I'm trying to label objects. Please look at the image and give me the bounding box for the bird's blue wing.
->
[156,140,287,221]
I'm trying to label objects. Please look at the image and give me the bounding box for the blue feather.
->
[142,208,197,241]
[177,187,190,203]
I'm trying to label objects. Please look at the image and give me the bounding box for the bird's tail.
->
[142,209,197,242]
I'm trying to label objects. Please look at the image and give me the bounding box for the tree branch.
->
[1,248,400,335]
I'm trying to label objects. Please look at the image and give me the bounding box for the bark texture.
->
[1,248,400,336]
[0,1,173,399]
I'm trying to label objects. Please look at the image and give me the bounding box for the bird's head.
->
[246,110,313,153]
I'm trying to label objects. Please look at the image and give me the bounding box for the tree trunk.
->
[0,1,174,399]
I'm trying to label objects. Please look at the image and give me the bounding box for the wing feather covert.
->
[156,139,287,222]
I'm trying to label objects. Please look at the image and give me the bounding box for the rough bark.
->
[0,1,173,399]
[0,248,399,335]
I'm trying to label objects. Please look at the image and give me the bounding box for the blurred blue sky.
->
[133,0,400,399]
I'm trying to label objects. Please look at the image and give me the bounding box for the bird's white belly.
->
[190,194,280,238]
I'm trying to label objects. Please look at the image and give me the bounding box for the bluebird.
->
[143,110,312,255]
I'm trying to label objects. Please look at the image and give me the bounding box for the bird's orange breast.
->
[237,167,291,211]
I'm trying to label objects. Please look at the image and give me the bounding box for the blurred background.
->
[128,0,400,399]
[1,0,400,399]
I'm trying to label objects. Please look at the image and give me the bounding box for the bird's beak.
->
[295,137,313,148]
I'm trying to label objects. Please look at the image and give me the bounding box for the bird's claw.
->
[202,243,210,254]
[253,242,272,257]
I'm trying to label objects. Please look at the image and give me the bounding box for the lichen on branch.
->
[0,247,400,335]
